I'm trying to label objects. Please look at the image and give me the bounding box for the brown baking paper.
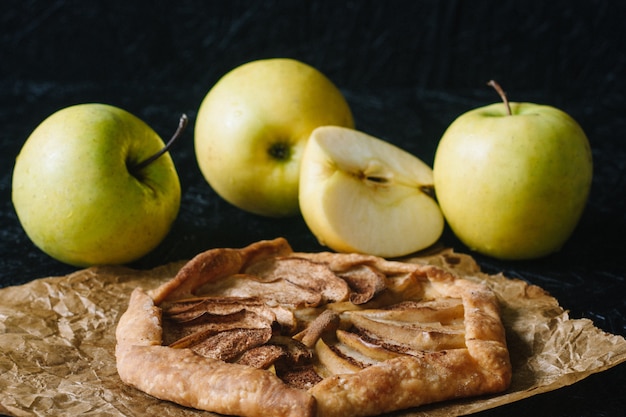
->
[1,249,625,417]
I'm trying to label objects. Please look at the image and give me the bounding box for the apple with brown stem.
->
[12,103,185,267]
[433,81,593,260]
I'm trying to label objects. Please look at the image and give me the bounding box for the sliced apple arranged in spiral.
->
[299,126,444,258]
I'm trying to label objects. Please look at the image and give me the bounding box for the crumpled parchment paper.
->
[1,249,625,417]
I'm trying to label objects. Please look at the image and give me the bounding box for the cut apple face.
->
[299,126,444,258]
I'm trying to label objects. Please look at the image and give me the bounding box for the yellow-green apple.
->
[433,81,593,260]
[12,103,183,267]
[194,58,354,217]
[299,126,444,258]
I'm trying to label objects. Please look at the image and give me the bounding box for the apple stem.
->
[487,80,512,116]
[132,114,188,172]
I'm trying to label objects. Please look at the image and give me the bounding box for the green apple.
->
[194,58,354,217]
[299,126,444,258]
[433,81,593,260]
[12,103,182,267]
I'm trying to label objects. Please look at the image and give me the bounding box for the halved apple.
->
[299,126,444,258]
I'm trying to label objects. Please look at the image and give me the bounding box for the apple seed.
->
[365,176,389,184]
[420,185,436,200]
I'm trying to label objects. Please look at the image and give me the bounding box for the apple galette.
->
[115,238,511,417]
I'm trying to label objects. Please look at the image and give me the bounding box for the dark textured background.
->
[1,1,625,416]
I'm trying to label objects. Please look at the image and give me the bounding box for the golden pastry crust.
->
[115,238,511,417]
[116,288,316,417]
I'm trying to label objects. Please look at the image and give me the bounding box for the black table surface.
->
[1,1,625,416]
